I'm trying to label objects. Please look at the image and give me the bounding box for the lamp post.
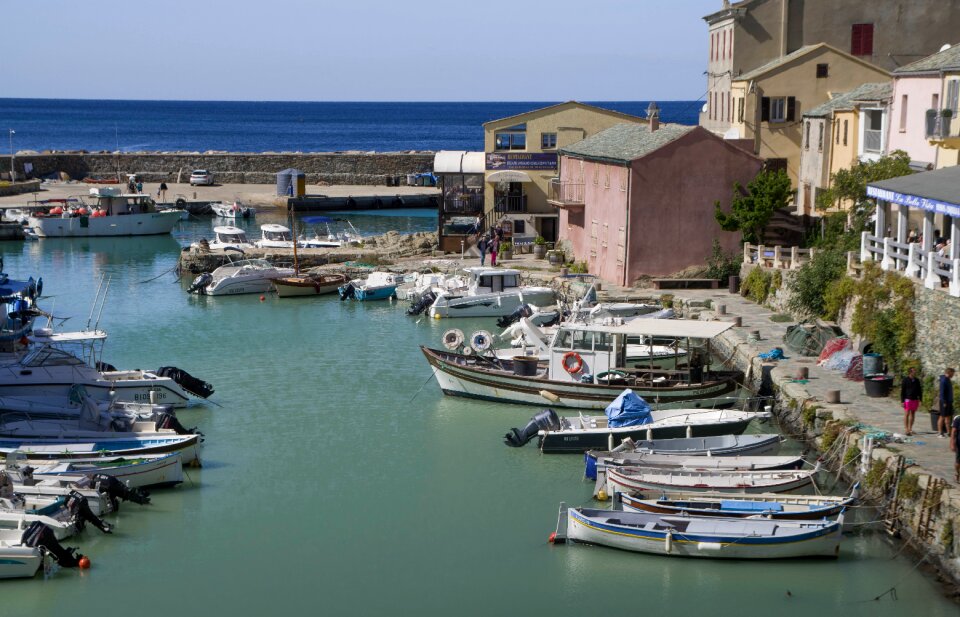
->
[8,129,14,182]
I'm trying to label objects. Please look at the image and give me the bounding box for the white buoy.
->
[646,428,653,441]
[149,390,157,405]
[665,530,673,554]
[686,425,693,438]
[608,433,614,451]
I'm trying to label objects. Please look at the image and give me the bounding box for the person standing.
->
[136,180,143,194]
[478,234,489,267]
[939,367,955,438]
[489,234,500,267]
[158,181,168,202]
[951,411,960,482]
[900,367,922,436]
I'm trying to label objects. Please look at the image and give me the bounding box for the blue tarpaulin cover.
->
[720,500,784,512]
[604,389,652,428]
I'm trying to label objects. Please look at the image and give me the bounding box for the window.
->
[722,31,726,60]
[720,95,725,123]
[932,93,940,111]
[836,122,840,144]
[727,92,731,122]
[512,220,526,234]
[502,274,519,288]
[804,121,810,150]
[817,122,824,152]
[899,94,908,132]
[495,126,526,151]
[738,97,744,123]
[762,96,795,123]
[540,132,557,150]
[816,63,828,78]
[711,32,715,61]
[948,80,960,113]
[765,158,788,173]
[843,119,848,145]
[851,24,874,56]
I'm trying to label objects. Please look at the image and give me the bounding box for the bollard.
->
[733,316,743,327]
[716,304,727,315]
[748,329,761,342]
[796,367,809,380]
[826,390,841,404]
[728,275,740,294]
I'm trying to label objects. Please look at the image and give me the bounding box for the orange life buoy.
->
[561,351,583,374]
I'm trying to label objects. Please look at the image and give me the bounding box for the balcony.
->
[494,194,527,215]
[928,112,960,149]
[547,179,585,208]
[441,193,484,214]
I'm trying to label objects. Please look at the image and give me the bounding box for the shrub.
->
[788,248,847,317]
[705,239,740,285]
[741,267,772,304]
[898,473,920,500]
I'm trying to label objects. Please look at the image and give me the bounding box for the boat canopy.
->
[213,226,245,235]
[260,224,290,233]
[560,318,734,340]
[604,389,652,428]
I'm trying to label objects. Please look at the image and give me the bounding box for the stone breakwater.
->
[3,152,434,186]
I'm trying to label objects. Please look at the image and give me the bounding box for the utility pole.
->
[8,129,14,182]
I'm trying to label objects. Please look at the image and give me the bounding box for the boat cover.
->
[604,389,652,428]
[721,500,783,512]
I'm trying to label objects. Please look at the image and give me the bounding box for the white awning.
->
[487,170,532,183]
[434,151,485,174]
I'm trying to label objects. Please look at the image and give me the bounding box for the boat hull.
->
[0,434,202,467]
[618,492,851,520]
[0,378,190,409]
[35,452,185,489]
[540,417,754,453]
[0,547,42,579]
[274,275,347,297]
[422,346,740,410]
[28,211,183,237]
[605,467,816,495]
[429,287,555,318]
[565,508,842,559]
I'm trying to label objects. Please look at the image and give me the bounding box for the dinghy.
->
[594,453,805,472]
[0,523,88,578]
[617,484,858,520]
[0,433,202,466]
[274,273,349,297]
[338,271,400,301]
[605,463,821,496]
[11,451,183,489]
[554,505,843,559]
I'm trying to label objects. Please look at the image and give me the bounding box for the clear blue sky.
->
[2,0,718,101]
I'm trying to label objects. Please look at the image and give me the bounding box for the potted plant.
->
[533,236,547,259]
[547,249,564,266]
[500,238,513,260]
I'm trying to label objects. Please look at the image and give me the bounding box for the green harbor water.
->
[1,218,956,617]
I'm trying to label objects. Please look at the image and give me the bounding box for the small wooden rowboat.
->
[618,484,858,519]
[604,462,820,496]
[274,273,349,297]
[554,505,844,559]
[0,434,201,467]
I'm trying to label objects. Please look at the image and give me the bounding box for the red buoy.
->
[78,556,91,569]
[548,532,557,544]
[259,295,265,302]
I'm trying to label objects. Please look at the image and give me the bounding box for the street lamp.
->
[8,129,14,183]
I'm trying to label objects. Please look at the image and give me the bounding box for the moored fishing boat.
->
[422,319,742,410]
[338,271,400,301]
[20,451,184,489]
[594,453,805,472]
[27,188,182,237]
[211,201,255,219]
[605,463,821,496]
[274,272,349,297]
[554,505,844,559]
[0,523,88,578]
[0,433,202,466]
[617,484,858,519]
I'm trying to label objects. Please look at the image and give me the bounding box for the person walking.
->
[938,367,955,438]
[478,234,489,267]
[158,181,168,202]
[900,367,922,436]
[489,234,500,267]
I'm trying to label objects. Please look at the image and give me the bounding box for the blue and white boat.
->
[0,433,201,466]
[339,271,399,301]
[555,505,844,559]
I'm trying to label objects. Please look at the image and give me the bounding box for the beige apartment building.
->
[702,0,960,136]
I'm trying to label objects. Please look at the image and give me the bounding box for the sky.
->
[1,0,719,102]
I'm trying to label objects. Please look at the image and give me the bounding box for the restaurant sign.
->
[486,152,557,170]
[866,185,960,218]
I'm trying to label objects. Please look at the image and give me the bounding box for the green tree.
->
[815,150,913,211]
[714,169,793,244]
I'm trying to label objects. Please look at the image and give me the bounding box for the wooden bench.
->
[651,278,720,290]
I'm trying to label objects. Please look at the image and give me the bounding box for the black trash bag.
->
[155,366,215,398]
[407,290,437,316]
[21,521,83,568]
[504,409,562,447]
[65,490,112,534]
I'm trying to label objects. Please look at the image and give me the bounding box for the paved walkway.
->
[668,288,958,485]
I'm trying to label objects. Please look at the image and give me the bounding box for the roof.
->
[433,151,485,174]
[559,318,734,340]
[867,165,960,216]
[482,101,645,128]
[260,224,290,232]
[703,0,764,23]
[803,82,892,118]
[894,44,960,74]
[735,43,889,82]
[213,226,245,234]
[559,123,696,164]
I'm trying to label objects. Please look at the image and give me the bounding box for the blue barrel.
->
[862,353,884,377]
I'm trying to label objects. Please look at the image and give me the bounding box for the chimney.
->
[646,101,660,132]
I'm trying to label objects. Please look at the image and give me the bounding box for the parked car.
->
[190,170,214,186]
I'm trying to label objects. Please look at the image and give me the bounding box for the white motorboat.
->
[0,508,81,541]
[338,271,401,301]
[192,226,255,251]
[19,451,184,489]
[27,188,182,238]
[605,462,821,496]
[255,224,297,248]
[211,201,255,219]
[427,268,555,319]
[188,258,295,296]
[298,215,361,248]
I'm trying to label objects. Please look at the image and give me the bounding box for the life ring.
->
[561,351,583,374]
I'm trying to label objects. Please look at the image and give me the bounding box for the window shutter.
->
[761,97,770,122]
[862,25,874,56]
[787,97,797,121]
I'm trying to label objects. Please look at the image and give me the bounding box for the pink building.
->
[888,71,941,169]
[550,114,763,285]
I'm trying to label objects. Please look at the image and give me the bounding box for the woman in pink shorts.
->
[900,367,922,436]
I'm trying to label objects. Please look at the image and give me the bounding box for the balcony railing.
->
[547,179,585,207]
[494,194,527,214]
[863,129,882,153]
[441,193,484,214]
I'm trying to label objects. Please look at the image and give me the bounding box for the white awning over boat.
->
[562,319,735,340]
[487,170,532,183]
[434,151,485,174]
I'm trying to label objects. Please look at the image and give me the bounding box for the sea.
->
[0,99,703,153]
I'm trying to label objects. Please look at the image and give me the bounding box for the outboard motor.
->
[541,310,566,328]
[188,272,213,294]
[496,304,534,329]
[21,521,83,568]
[95,361,117,372]
[407,290,437,316]
[93,474,150,510]
[65,490,112,534]
[153,410,197,436]
[504,409,562,447]
[155,366,215,398]
[339,284,355,301]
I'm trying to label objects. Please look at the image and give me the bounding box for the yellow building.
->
[480,101,645,244]
[729,43,890,187]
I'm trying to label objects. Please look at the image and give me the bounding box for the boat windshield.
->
[218,232,247,243]
[264,231,291,241]
[21,346,87,368]
[552,328,613,352]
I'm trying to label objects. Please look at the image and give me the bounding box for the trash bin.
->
[728,275,740,294]
[512,356,540,377]
[406,174,417,186]
[864,375,893,397]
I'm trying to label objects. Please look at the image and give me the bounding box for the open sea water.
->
[0,218,957,616]
[0,99,703,153]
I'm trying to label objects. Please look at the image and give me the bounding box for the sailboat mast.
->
[291,210,299,275]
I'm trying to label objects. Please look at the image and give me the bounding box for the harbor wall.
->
[0,180,41,196]
[1,152,435,186]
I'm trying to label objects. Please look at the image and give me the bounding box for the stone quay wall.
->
[2,152,435,186]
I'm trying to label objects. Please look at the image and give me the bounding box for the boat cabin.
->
[88,187,158,215]
[213,226,250,246]
[260,224,292,243]
[546,319,733,383]
[463,267,522,294]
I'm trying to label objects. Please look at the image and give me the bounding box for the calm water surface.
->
[0,219,955,617]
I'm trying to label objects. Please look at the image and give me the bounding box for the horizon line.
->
[0,96,703,105]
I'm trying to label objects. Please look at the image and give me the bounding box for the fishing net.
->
[824,349,857,371]
[784,323,845,357]
[817,337,851,365]
[845,355,864,382]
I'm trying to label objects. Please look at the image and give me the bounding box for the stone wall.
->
[0,180,41,197]
[2,152,434,186]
